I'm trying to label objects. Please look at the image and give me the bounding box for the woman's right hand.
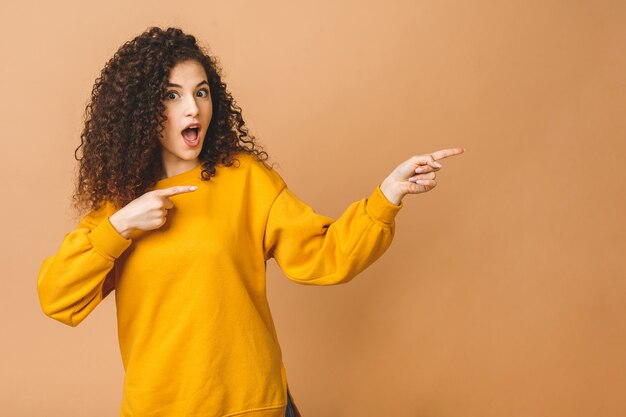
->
[108,185,198,238]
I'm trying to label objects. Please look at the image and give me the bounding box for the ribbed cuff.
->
[88,216,132,260]
[365,185,403,225]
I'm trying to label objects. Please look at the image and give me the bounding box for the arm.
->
[37,204,132,327]
[263,184,402,286]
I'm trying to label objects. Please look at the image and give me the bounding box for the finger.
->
[408,177,437,184]
[414,165,438,174]
[411,180,437,189]
[163,199,174,210]
[158,185,198,196]
[405,181,436,195]
[430,147,465,161]
[412,155,443,169]
[409,172,436,181]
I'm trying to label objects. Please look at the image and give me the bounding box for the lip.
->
[182,122,201,131]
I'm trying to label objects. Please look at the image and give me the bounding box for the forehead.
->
[168,60,208,84]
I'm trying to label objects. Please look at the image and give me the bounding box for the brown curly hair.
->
[71,26,274,220]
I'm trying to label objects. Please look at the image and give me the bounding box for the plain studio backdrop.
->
[1,0,625,416]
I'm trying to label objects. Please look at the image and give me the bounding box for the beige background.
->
[1,0,625,415]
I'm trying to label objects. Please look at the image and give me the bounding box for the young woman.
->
[37,26,464,417]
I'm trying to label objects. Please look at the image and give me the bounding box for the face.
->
[158,59,213,177]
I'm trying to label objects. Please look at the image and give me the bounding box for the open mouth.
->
[181,126,200,146]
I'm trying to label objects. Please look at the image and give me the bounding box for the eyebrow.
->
[166,80,209,88]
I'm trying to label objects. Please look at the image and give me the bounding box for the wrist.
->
[379,180,403,206]
[109,212,133,239]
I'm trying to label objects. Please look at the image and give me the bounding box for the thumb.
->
[412,154,442,169]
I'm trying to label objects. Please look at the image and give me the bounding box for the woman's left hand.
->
[379,148,465,205]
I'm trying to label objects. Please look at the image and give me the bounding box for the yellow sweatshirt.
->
[37,152,403,417]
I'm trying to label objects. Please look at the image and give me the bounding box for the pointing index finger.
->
[158,185,198,196]
[430,147,465,161]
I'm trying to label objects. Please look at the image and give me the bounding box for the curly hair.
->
[71,26,274,219]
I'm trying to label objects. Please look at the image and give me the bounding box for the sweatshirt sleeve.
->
[37,203,132,327]
[263,183,403,286]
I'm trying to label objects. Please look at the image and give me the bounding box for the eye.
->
[197,88,209,98]
[165,91,179,100]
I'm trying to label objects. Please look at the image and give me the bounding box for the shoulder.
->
[76,200,116,229]
[230,152,286,190]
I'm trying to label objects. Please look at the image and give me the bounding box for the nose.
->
[184,94,199,117]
